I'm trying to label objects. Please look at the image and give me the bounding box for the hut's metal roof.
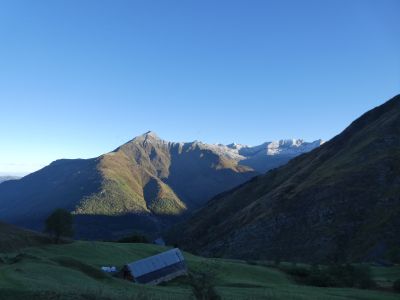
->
[126,248,185,278]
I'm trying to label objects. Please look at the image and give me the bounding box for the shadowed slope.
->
[0,222,51,252]
[175,95,400,263]
[0,158,102,230]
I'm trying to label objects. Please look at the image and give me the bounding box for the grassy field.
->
[0,241,399,300]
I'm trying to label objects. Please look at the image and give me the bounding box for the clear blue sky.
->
[0,0,399,175]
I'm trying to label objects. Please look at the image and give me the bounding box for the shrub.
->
[282,263,376,289]
[188,262,220,300]
[284,266,311,279]
[305,265,333,287]
[273,257,281,266]
[188,272,220,300]
[387,247,400,264]
[306,272,332,287]
[353,265,376,289]
[393,279,400,293]
[326,264,355,287]
[117,234,149,243]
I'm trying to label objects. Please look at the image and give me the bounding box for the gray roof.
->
[126,248,185,278]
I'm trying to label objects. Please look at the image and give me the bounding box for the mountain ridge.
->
[0,133,322,239]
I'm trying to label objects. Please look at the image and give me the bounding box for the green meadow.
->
[0,241,399,300]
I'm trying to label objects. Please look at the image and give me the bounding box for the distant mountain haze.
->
[0,176,20,184]
[0,132,321,239]
[172,95,400,263]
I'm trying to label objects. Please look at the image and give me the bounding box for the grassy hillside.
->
[0,222,51,253]
[0,241,399,300]
[173,95,400,262]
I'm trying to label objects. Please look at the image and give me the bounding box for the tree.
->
[188,262,220,300]
[45,208,74,243]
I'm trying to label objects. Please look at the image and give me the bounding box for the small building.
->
[153,237,166,246]
[123,248,187,285]
[101,266,117,273]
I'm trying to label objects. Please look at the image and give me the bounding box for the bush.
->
[305,265,333,287]
[306,272,332,287]
[245,260,258,266]
[387,247,400,264]
[273,257,281,266]
[117,234,149,243]
[353,265,376,289]
[188,263,220,300]
[281,263,376,289]
[284,266,311,279]
[393,279,400,293]
[188,272,220,300]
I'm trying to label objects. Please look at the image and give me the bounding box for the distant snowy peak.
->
[225,139,324,157]
[263,139,324,155]
[189,139,324,162]
[194,142,245,160]
[226,143,247,150]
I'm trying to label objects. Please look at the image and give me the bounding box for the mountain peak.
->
[143,131,159,138]
[132,131,161,141]
[227,143,247,150]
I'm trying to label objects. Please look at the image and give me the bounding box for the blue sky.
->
[0,0,399,175]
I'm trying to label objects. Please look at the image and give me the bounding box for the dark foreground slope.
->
[174,95,400,263]
[0,241,398,300]
[0,222,51,252]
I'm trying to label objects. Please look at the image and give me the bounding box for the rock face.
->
[173,95,400,263]
[0,132,321,239]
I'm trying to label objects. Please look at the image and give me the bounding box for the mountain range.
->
[0,132,322,239]
[172,95,400,263]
